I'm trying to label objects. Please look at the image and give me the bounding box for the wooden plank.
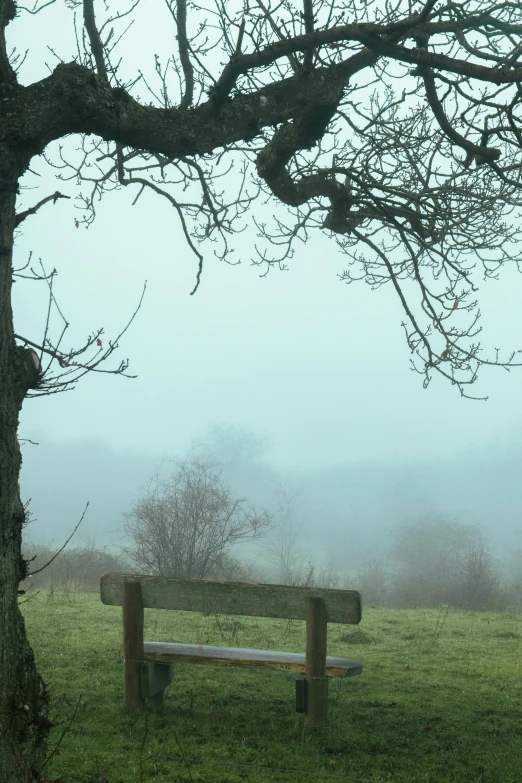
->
[133,641,363,678]
[123,581,144,710]
[304,596,328,728]
[101,573,362,624]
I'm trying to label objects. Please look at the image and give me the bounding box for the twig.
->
[41,694,83,770]
[29,503,89,577]
[169,0,194,108]
[18,0,57,15]
[18,589,41,606]
[302,0,315,72]
[83,0,108,79]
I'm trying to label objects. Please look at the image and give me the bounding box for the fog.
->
[11,1,522,576]
[21,424,522,572]
[17,199,522,570]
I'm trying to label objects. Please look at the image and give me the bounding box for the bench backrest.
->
[101,573,361,624]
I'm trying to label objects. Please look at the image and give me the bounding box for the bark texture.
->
[0,163,48,781]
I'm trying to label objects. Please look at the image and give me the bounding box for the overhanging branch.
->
[18,61,349,160]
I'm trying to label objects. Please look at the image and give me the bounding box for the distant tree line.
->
[21,455,522,614]
[357,516,522,613]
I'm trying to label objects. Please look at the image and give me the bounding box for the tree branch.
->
[7,1,522,396]
[302,0,314,73]
[18,61,350,163]
[253,0,300,74]
[191,15,522,107]
[420,67,501,164]
[357,31,522,85]
[28,502,89,577]
[15,191,71,227]
[83,0,108,80]
[14,279,146,395]
[117,171,204,294]
[164,0,194,109]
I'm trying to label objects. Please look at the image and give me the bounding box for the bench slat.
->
[136,641,363,678]
[101,573,361,624]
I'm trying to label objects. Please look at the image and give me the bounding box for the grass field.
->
[20,588,522,783]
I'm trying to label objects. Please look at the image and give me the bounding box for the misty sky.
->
[10,2,522,563]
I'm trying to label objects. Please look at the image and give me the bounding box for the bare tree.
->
[123,457,272,579]
[4,0,522,777]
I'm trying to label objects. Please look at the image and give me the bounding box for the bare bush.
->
[389,515,505,610]
[453,538,506,611]
[123,457,272,579]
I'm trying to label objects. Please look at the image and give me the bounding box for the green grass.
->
[21,589,522,782]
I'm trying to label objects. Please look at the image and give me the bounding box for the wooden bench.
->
[100,573,363,727]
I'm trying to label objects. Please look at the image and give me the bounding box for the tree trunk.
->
[0,169,50,781]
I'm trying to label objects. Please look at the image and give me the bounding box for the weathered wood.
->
[101,573,362,624]
[104,573,363,712]
[130,641,362,677]
[304,597,328,728]
[123,581,144,710]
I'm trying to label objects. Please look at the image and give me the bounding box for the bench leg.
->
[295,678,306,713]
[140,662,174,707]
[123,582,144,710]
[305,676,328,727]
[305,597,328,727]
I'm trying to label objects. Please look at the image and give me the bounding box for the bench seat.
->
[139,641,363,677]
